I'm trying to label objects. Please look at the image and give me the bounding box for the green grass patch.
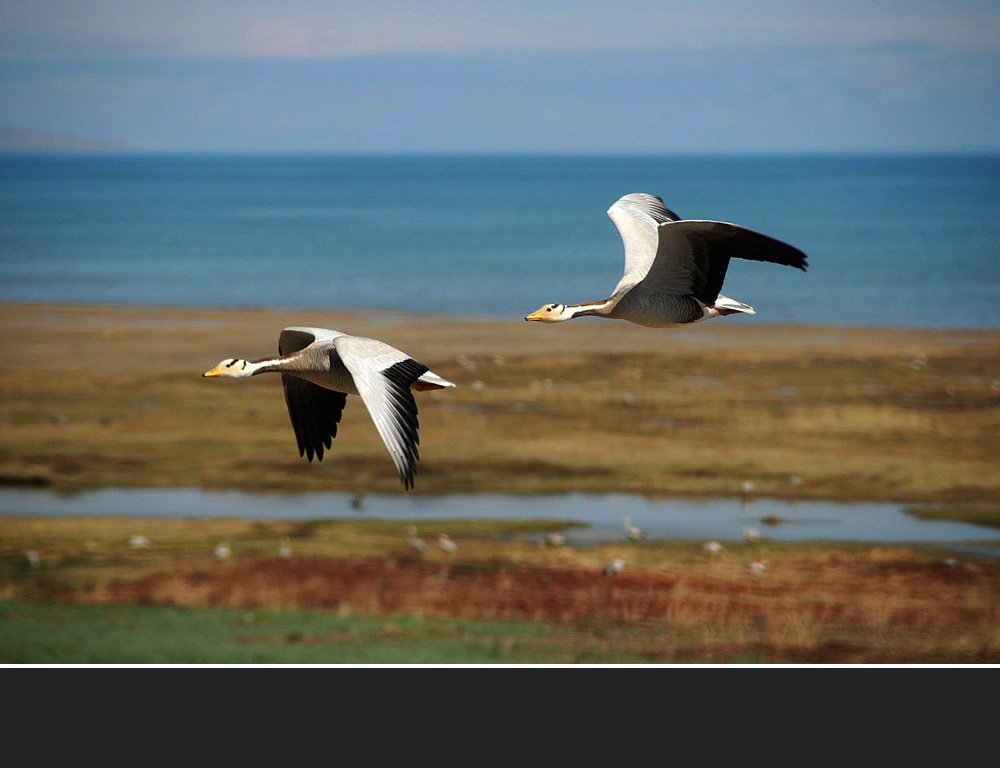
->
[904,502,1000,529]
[0,600,655,664]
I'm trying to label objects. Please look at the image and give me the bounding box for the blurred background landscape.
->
[1,1,999,664]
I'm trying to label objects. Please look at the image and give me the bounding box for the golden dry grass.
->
[1,301,998,501]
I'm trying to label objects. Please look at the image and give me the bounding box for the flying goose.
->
[525,193,808,327]
[203,327,456,490]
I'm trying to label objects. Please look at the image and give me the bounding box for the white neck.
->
[227,357,292,377]
[566,299,614,319]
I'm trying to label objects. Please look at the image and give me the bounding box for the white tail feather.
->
[715,295,756,315]
[413,370,456,391]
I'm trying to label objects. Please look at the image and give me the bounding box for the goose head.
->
[203,358,254,378]
[525,303,570,323]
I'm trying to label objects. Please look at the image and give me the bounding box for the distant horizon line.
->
[3,148,1000,158]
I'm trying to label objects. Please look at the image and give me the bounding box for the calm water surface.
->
[3,488,998,557]
[2,153,998,328]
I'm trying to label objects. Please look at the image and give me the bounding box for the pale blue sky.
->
[2,0,998,152]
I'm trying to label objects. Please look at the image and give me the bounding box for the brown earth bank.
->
[1,301,999,502]
[55,551,1000,664]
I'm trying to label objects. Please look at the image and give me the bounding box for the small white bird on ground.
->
[747,561,766,574]
[438,533,457,553]
[214,542,231,559]
[623,517,643,542]
[702,541,724,554]
[743,526,762,542]
[603,557,626,575]
[407,525,426,551]
[544,532,566,548]
[129,535,151,549]
[278,537,292,558]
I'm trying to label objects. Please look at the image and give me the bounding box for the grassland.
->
[1,301,998,502]
[3,515,999,664]
[2,300,1000,664]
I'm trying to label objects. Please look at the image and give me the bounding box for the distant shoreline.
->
[3,297,998,334]
[4,149,1000,158]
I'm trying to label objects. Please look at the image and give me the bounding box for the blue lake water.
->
[2,152,998,328]
[3,488,998,558]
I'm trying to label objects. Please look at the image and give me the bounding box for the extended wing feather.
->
[281,375,347,462]
[334,336,429,490]
[641,220,809,306]
[278,327,349,462]
[607,193,683,284]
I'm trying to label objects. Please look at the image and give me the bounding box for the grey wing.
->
[606,193,683,285]
[278,327,349,463]
[641,220,809,306]
[334,336,430,490]
[279,326,346,356]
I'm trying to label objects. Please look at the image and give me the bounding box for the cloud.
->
[2,1,999,61]
[2,45,996,152]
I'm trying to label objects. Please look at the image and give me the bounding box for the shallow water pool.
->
[2,487,998,557]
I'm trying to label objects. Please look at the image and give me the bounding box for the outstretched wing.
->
[641,220,809,306]
[278,327,349,463]
[281,376,347,462]
[606,193,683,286]
[334,336,429,490]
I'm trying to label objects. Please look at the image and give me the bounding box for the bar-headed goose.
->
[525,193,808,328]
[203,326,456,490]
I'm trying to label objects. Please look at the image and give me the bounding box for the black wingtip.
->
[399,467,416,491]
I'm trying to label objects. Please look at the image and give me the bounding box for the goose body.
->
[525,193,807,328]
[203,327,456,490]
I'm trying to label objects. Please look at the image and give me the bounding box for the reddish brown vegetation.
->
[70,552,1000,664]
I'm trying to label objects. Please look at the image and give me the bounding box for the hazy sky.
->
[2,0,998,152]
